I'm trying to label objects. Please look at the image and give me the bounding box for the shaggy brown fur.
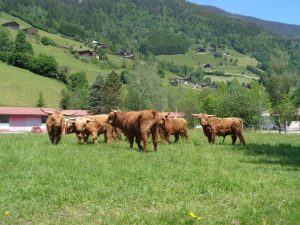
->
[107,110,162,152]
[159,116,189,143]
[195,113,245,145]
[41,109,65,144]
[65,115,113,144]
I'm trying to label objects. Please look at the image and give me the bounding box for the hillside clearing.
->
[0,62,65,107]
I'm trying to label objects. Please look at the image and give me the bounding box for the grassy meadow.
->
[0,130,299,224]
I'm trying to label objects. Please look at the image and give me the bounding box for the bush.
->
[41,36,57,46]
[32,54,58,78]
[214,51,223,58]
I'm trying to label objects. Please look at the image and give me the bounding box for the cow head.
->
[191,113,215,126]
[65,119,76,134]
[157,112,171,139]
[107,111,117,126]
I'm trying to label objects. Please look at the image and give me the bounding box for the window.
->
[0,115,9,123]
[41,116,47,124]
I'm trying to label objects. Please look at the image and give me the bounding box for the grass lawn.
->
[0,131,299,224]
[0,62,65,107]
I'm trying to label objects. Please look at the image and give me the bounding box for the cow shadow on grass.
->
[241,143,300,169]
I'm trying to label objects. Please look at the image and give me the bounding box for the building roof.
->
[2,21,20,27]
[0,107,88,116]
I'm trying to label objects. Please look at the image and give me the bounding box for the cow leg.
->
[76,133,83,144]
[136,135,143,151]
[129,136,134,150]
[231,135,237,145]
[211,134,216,144]
[104,131,112,144]
[174,134,180,143]
[91,131,99,145]
[84,133,90,144]
[151,126,158,152]
[222,136,226,144]
[166,132,172,144]
[55,136,61,144]
[141,133,149,153]
[206,135,211,143]
[238,134,246,145]
[183,130,189,142]
[50,136,55,144]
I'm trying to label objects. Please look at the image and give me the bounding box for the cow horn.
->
[40,108,53,115]
[63,112,77,116]
[191,113,200,117]
[207,114,216,117]
[110,108,118,113]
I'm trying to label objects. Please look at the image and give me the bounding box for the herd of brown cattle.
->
[41,108,245,152]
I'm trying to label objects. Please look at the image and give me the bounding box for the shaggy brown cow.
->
[159,113,189,143]
[41,108,69,144]
[192,113,245,145]
[65,115,112,144]
[107,110,161,152]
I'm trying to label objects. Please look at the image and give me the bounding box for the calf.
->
[159,113,188,143]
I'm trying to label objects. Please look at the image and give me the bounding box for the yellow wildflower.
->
[5,211,11,216]
[189,212,197,218]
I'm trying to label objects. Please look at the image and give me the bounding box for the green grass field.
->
[0,131,299,224]
[0,62,65,107]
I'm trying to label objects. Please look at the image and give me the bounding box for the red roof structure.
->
[0,107,88,116]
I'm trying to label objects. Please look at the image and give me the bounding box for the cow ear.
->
[86,119,94,123]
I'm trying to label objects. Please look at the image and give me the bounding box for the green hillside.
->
[0,12,134,82]
[0,62,65,107]
[158,46,259,84]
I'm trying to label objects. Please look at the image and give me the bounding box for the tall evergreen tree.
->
[14,31,33,54]
[67,71,89,109]
[36,91,46,107]
[88,74,105,114]
[60,89,71,109]
[103,70,122,113]
[0,28,13,61]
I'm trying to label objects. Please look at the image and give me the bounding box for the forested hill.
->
[202,5,300,39]
[1,0,300,74]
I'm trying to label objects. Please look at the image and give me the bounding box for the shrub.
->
[41,36,57,46]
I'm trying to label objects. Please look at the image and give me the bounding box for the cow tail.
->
[239,118,244,130]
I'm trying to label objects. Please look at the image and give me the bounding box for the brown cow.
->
[65,115,112,144]
[159,113,189,143]
[41,108,70,144]
[192,113,245,145]
[107,110,161,152]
